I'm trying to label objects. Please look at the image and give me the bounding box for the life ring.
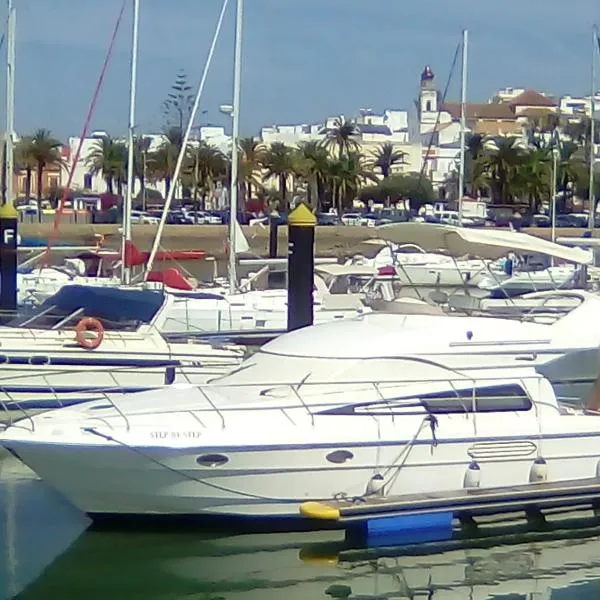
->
[75,317,104,350]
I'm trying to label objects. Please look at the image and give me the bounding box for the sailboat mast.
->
[228,0,243,294]
[122,0,140,284]
[457,29,468,226]
[589,25,597,230]
[4,0,15,207]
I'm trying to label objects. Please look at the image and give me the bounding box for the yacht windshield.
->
[9,285,165,331]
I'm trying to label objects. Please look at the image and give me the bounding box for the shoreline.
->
[18,223,596,261]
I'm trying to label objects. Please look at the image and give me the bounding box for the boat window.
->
[9,285,165,331]
[320,384,532,416]
[419,384,532,414]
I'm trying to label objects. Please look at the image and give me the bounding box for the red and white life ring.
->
[75,317,104,350]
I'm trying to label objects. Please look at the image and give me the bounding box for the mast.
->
[457,29,468,226]
[589,25,598,230]
[228,0,243,294]
[4,0,15,207]
[122,0,140,284]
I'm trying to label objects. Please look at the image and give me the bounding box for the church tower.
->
[419,65,438,133]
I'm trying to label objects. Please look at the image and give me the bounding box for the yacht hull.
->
[6,430,600,519]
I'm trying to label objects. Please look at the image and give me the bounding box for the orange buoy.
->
[75,317,104,350]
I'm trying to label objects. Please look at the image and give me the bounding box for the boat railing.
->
[27,366,569,435]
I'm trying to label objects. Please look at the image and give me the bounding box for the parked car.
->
[340,212,364,226]
[130,210,160,225]
[317,213,338,226]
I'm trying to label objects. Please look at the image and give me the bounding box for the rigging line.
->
[417,41,461,194]
[144,0,230,280]
[83,426,298,502]
[42,0,128,269]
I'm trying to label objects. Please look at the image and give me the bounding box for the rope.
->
[42,0,128,268]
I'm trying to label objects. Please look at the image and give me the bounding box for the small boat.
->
[0,284,244,411]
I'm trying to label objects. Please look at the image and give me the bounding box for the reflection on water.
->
[4,453,600,600]
[0,464,89,600]
[14,523,600,600]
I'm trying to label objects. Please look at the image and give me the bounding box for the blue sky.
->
[0,0,598,140]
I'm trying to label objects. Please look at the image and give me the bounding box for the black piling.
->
[268,210,279,259]
[0,203,18,320]
[287,203,316,331]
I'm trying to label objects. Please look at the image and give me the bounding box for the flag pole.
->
[588,25,597,230]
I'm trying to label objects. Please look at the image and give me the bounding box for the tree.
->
[262,143,297,210]
[513,147,552,214]
[238,137,266,207]
[360,173,435,209]
[321,117,360,158]
[133,136,152,209]
[15,137,36,200]
[162,70,194,136]
[478,136,525,203]
[86,136,128,194]
[18,129,63,211]
[185,142,228,212]
[296,141,330,210]
[327,152,376,214]
[370,142,407,178]
[146,127,185,198]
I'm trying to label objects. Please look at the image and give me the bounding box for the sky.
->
[0,0,598,140]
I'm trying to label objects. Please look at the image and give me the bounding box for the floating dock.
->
[300,477,600,524]
[300,478,600,546]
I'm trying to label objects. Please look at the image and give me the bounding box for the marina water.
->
[2,453,600,599]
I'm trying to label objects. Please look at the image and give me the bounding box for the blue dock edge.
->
[353,512,454,548]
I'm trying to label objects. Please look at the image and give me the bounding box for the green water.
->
[16,527,600,600]
[4,465,600,599]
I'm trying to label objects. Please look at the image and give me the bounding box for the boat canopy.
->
[374,223,593,264]
[9,285,165,330]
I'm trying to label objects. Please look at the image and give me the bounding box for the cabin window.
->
[419,384,532,414]
[319,384,531,416]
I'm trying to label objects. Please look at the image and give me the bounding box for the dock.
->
[300,477,600,523]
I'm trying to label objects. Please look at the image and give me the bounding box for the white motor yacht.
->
[357,222,592,301]
[4,327,600,519]
[0,284,244,411]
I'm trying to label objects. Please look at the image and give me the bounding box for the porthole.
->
[88,404,113,411]
[196,453,229,467]
[326,450,354,464]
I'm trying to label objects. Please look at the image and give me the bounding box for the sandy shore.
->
[18,223,596,260]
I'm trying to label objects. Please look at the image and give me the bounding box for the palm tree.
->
[146,127,185,198]
[321,117,360,158]
[327,152,376,215]
[133,136,151,209]
[15,137,36,200]
[479,136,525,203]
[464,133,486,196]
[370,142,407,178]
[262,142,297,210]
[86,136,128,194]
[187,142,228,212]
[514,147,552,214]
[238,137,266,207]
[19,129,63,209]
[296,141,330,210]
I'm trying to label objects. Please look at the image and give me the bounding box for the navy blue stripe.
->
[0,385,153,394]
[8,430,600,453]
[0,356,181,368]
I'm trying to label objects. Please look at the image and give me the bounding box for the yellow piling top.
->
[0,203,18,219]
[287,203,317,228]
